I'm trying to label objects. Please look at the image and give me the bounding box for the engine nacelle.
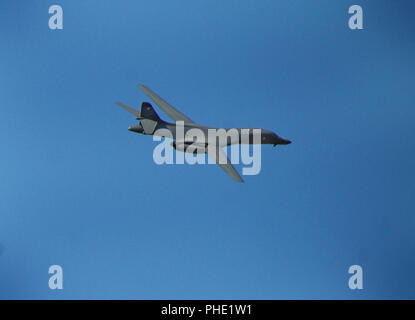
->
[171,141,208,154]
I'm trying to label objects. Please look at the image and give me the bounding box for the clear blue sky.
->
[1,0,414,299]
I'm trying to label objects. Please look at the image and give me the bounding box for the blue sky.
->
[1,0,414,299]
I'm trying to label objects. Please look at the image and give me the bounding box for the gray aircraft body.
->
[116,84,291,182]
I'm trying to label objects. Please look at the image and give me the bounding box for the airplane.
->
[116,84,291,182]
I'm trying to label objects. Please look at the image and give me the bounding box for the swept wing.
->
[207,144,244,183]
[137,84,195,124]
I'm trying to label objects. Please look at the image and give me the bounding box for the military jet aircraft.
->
[116,84,291,182]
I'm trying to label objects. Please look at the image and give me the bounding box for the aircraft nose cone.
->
[280,138,291,145]
[273,135,291,146]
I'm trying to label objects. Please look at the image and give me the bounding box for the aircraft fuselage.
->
[128,121,291,148]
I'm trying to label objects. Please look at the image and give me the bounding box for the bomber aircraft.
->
[116,84,291,182]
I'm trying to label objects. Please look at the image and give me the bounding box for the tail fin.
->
[139,102,162,135]
[141,102,161,122]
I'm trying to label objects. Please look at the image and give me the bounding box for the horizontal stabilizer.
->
[115,101,141,119]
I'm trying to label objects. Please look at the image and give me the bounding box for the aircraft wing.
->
[115,101,141,118]
[137,84,195,124]
[207,144,244,183]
